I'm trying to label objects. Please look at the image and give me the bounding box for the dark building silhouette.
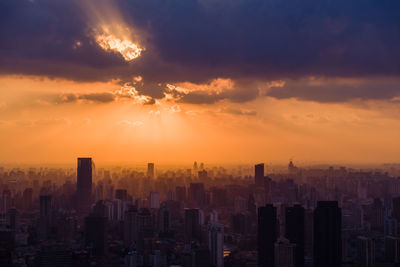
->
[124,206,138,247]
[285,204,305,267]
[185,208,200,243]
[77,158,92,214]
[313,201,341,267]
[158,203,171,234]
[6,208,19,231]
[176,186,186,202]
[147,163,155,179]
[22,188,33,210]
[392,196,400,222]
[84,214,106,257]
[115,189,127,201]
[189,183,205,207]
[255,163,265,187]
[258,204,277,267]
[39,195,52,240]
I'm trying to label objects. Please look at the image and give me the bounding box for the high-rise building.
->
[84,214,106,257]
[275,237,296,267]
[255,163,264,187]
[385,236,400,264]
[115,189,127,201]
[149,191,160,209]
[185,208,200,243]
[77,158,92,214]
[189,183,206,207]
[6,208,19,231]
[357,236,375,267]
[285,204,305,267]
[313,201,341,267]
[176,186,186,203]
[147,163,155,179]
[208,222,224,267]
[158,203,171,234]
[258,204,277,267]
[39,195,52,240]
[124,206,138,246]
[22,188,33,210]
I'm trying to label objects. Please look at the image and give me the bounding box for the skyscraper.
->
[208,222,224,267]
[258,204,277,267]
[147,163,155,179]
[285,204,305,267]
[185,208,200,243]
[255,163,264,187]
[77,158,92,214]
[313,201,341,267]
[275,236,296,267]
[357,236,375,267]
[39,195,52,240]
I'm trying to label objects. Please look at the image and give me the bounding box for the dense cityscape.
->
[1,159,400,266]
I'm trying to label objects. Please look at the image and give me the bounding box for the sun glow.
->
[96,33,143,61]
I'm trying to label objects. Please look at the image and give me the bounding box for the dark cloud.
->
[266,79,400,102]
[1,0,400,102]
[56,92,115,103]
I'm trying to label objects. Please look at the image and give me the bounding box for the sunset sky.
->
[1,0,400,164]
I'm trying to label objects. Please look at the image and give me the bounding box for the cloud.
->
[266,78,400,102]
[1,0,400,103]
[116,120,144,127]
[57,92,115,103]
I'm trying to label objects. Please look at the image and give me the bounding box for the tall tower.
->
[208,222,224,267]
[147,163,155,179]
[77,158,92,214]
[258,204,277,267]
[285,204,305,267]
[255,163,264,187]
[313,201,342,267]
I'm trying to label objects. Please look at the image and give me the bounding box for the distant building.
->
[275,236,296,267]
[150,191,160,209]
[285,204,305,267]
[147,163,155,179]
[77,158,93,214]
[313,201,341,267]
[84,214,106,257]
[357,236,375,267]
[258,204,277,267]
[185,208,200,243]
[255,163,264,187]
[208,222,224,267]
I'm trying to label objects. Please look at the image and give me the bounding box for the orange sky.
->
[1,75,400,165]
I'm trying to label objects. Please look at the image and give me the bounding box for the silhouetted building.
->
[39,195,52,240]
[285,204,305,267]
[258,204,277,267]
[185,208,200,243]
[84,214,106,257]
[208,222,224,267]
[189,183,205,207]
[6,208,19,231]
[77,158,92,214]
[115,189,127,201]
[176,186,186,203]
[255,163,264,187]
[124,206,138,246]
[147,163,155,179]
[158,203,171,234]
[275,236,296,267]
[313,201,341,267]
[357,236,375,267]
[385,236,400,264]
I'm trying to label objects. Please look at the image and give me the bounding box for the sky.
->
[1,0,400,165]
